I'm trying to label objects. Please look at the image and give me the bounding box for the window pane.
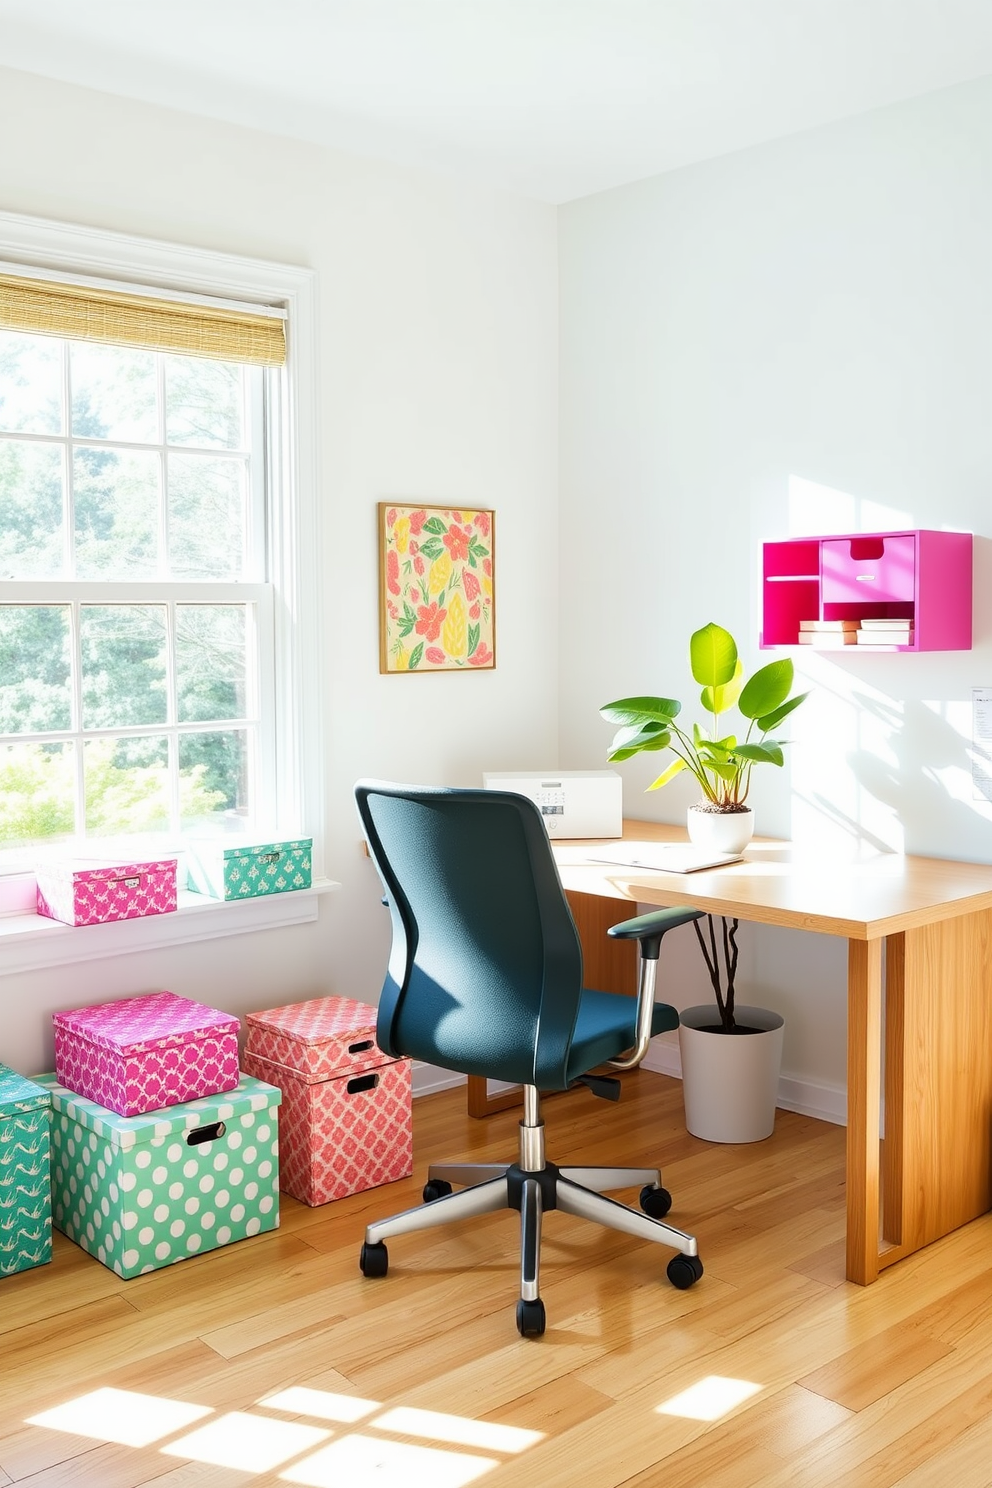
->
[70,341,158,444]
[0,742,75,846]
[0,330,63,435]
[80,605,167,729]
[179,729,250,832]
[176,605,247,724]
[168,454,246,579]
[0,606,72,734]
[0,439,64,578]
[84,735,169,834]
[74,447,160,578]
[165,356,244,449]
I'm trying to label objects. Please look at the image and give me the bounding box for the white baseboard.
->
[411,1062,466,1098]
[641,1037,847,1128]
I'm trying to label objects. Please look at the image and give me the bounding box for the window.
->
[0,216,320,928]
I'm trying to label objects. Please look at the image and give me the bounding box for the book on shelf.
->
[798,619,859,631]
[798,632,858,647]
[856,631,915,645]
[858,618,915,630]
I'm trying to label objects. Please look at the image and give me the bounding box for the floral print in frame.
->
[378,503,495,673]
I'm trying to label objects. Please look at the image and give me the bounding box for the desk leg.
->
[846,938,882,1285]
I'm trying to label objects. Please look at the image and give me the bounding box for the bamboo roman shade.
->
[0,273,286,366]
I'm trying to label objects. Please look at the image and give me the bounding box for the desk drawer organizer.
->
[0,1066,52,1278]
[243,996,412,1207]
[53,991,240,1118]
[39,1073,281,1279]
[36,857,178,926]
[186,838,312,901]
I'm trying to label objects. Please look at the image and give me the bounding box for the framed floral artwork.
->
[378,503,495,673]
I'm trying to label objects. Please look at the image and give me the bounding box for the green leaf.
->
[705,761,740,781]
[756,691,809,732]
[420,537,444,559]
[701,658,744,715]
[468,623,480,656]
[734,741,784,766]
[403,601,416,622]
[738,658,794,719]
[408,642,425,670]
[647,758,687,791]
[689,623,737,688]
[600,695,681,725]
[611,720,669,751]
[423,517,447,535]
[397,618,415,638]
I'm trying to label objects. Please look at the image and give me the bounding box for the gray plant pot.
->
[678,1003,785,1143]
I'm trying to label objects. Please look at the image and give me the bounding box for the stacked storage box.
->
[45,991,281,1277]
[0,1065,52,1277]
[243,996,412,1206]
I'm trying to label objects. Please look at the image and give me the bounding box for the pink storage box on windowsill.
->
[53,990,241,1117]
[243,996,412,1206]
[35,858,178,927]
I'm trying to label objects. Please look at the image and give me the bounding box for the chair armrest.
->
[607,906,705,958]
[606,907,705,1070]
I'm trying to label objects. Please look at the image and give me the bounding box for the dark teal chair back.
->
[356,781,585,1090]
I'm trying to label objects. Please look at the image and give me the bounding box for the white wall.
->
[0,66,559,1074]
[559,74,992,1112]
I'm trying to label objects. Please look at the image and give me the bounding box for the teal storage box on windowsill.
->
[0,1064,53,1278]
[39,1073,281,1278]
[185,838,312,901]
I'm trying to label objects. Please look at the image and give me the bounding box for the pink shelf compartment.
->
[761,529,972,651]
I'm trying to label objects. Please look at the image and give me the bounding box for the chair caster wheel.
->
[360,1241,388,1278]
[639,1184,673,1220]
[666,1253,704,1290]
[516,1297,546,1338]
[423,1179,453,1203]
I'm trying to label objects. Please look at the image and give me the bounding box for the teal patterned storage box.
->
[0,1065,52,1277]
[186,838,312,901]
[39,1073,281,1278]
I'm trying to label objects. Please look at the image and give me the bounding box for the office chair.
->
[355,780,705,1337]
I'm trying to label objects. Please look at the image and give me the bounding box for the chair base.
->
[361,1088,702,1337]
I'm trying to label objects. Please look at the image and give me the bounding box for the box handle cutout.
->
[848,537,885,561]
[347,1073,380,1095]
[260,852,282,864]
[112,876,141,889]
[187,1121,226,1145]
[348,1039,374,1054]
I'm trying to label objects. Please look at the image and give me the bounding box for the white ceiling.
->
[4,0,992,203]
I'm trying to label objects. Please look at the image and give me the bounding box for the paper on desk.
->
[586,842,744,874]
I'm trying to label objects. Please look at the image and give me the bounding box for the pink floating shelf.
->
[761,530,972,651]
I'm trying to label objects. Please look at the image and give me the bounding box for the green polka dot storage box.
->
[0,1065,52,1278]
[38,1073,281,1279]
[185,837,312,901]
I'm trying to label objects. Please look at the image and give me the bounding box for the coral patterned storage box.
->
[243,997,412,1207]
[36,857,178,927]
[39,1073,281,1278]
[0,1066,52,1278]
[53,991,240,1118]
[186,838,312,901]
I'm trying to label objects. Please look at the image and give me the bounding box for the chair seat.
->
[565,988,679,1085]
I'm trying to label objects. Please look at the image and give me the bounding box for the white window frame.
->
[0,210,329,973]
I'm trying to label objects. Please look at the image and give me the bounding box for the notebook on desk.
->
[587,841,745,874]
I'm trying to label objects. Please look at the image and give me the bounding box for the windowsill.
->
[0,879,340,975]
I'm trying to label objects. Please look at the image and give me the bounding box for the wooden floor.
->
[3,1069,992,1487]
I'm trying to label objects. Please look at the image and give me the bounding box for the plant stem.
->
[692,914,741,1031]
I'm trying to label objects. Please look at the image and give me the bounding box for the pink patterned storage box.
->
[36,858,178,927]
[243,996,412,1207]
[53,991,240,1117]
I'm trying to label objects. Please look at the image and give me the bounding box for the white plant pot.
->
[678,1004,785,1143]
[686,805,754,855]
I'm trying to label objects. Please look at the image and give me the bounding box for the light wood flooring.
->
[3,1070,992,1487]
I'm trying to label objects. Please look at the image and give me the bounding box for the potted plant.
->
[600,622,808,1141]
[599,621,808,853]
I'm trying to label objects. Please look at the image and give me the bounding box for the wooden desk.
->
[478,820,992,1287]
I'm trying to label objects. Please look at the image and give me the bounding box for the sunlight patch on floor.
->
[656,1375,762,1421]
